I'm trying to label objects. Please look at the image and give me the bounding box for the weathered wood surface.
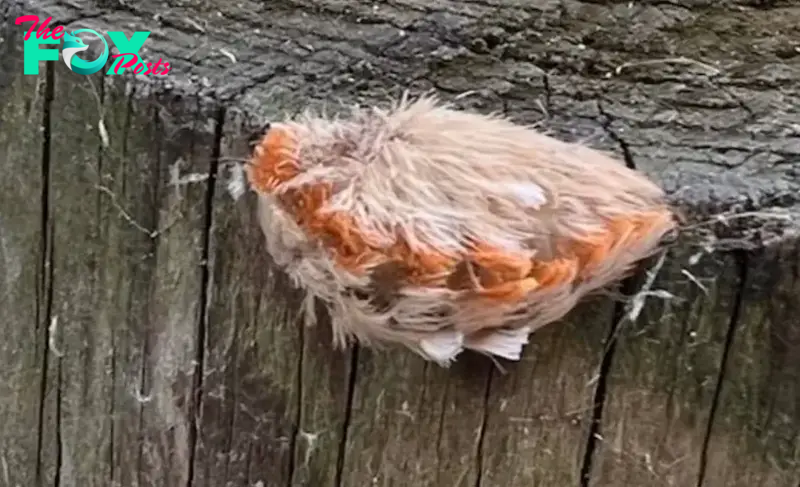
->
[1,0,799,486]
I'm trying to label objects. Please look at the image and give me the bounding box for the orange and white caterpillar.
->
[246,94,676,366]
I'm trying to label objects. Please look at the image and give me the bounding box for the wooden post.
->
[1,1,798,486]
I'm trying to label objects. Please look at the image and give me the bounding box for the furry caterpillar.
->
[246,95,676,366]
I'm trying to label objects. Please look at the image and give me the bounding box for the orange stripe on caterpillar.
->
[248,125,300,191]
[475,277,540,301]
[249,126,671,306]
[457,210,673,303]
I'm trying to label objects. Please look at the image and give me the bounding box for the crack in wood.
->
[597,101,636,171]
[221,302,241,486]
[434,363,448,482]
[287,315,305,486]
[473,368,493,487]
[109,87,136,487]
[579,273,642,487]
[696,250,749,487]
[334,346,359,487]
[577,102,646,485]
[34,60,56,487]
[136,102,161,487]
[93,72,119,487]
[185,105,225,487]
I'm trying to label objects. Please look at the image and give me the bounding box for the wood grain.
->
[0,23,48,487]
[1,1,799,486]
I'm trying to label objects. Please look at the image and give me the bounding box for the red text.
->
[15,15,64,40]
[110,53,171,76]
